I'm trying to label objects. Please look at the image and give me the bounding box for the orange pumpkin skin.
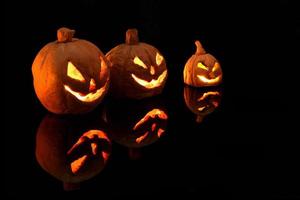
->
[183,41,223,87]
[102,97,168,148]
[106,29,168,99]
[32,27,109,114]
[184,86,222,123]
[35,114,111,183]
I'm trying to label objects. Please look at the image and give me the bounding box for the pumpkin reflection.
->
[184,86,222,123]
[103,97,168,158]
[35,114,111,187]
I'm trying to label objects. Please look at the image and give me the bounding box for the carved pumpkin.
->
[184,86,222,123]
[32,27,110,114]
[35,114,111,185]
[183,40,222,87]
[106,29,168,99]
[103,97,168,152]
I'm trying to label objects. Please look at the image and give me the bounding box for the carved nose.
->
[89,78,96,92]
[150,66,155,75]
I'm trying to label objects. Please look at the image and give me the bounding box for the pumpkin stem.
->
[126,29,139,45]
[195,40,206,55]
[57,27,75,43]
[128,148,142,160]
[196,115,204,123]
[63,182,80,191]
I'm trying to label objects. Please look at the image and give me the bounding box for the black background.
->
[5,0,300,199]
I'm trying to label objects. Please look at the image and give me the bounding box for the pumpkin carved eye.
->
[67,61,85,82]
[156,53,164,66]
[133,56,147,69]
[212,62,220,72]
[197,62,208,71]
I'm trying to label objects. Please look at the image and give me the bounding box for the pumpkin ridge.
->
[71,41,98,85]
[144,44,157,69]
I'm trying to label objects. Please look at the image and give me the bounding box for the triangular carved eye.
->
[133,56,147,69]
[212,62,220,72]
[197,62,209,71]
[67,62,85,82]
[156,53,164,66]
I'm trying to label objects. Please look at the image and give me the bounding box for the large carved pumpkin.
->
[183,40,222,87]
[35,114,111,185]
[184,86,222,123]
[106,29,168,99]
[102,97,168,159]
[32,27,110,114]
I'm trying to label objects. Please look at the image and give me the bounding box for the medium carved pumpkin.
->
[32,27,110,114]
[35,114,111,184]
[106,29,168,99]
[102,97,168,150]
[184,86,222,123]
[183,40,222,87]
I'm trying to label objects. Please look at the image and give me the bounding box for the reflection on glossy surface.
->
[67,130,110,174]
[133,108,168,143]
[184,86,222,123]
[35,114,111,188]
[103,97,168,159]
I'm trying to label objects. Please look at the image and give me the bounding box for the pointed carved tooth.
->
[157,128,165,138]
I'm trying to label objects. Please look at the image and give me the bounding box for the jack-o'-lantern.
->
[106,29,168,99]
[102,97,168,159]
[32,27,110,114]
[35,114,111,186]
[184,86,222,123]
[183,40,222,87]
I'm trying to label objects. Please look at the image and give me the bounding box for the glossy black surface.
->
[5,0,299,198]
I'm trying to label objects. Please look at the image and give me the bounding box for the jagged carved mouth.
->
[131,70,167,89]
[64,81,108,103]
[197,75,222,84]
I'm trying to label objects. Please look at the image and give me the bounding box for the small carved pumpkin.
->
[106,29,168,99]
[102,97,168,150]
[32,27,110,114]
[183,41,222,87]
[184,86,222,123]
[35,114,111,184]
